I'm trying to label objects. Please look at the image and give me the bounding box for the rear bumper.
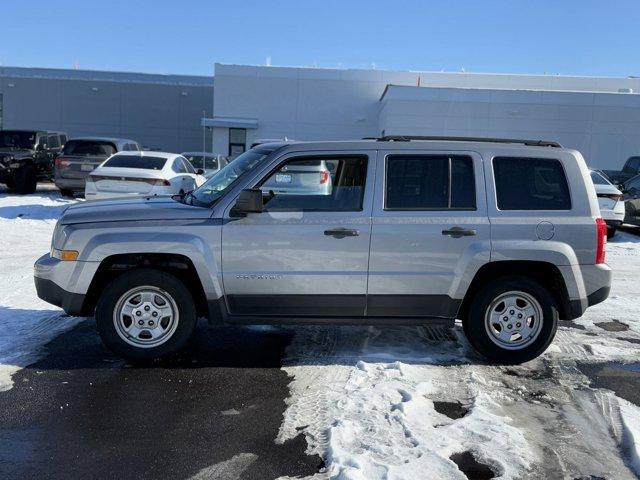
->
[35,276,87,316]
[54,177,86,191]
[566,263,612,320]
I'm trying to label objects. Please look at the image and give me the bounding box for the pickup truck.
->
[603,156,640,185]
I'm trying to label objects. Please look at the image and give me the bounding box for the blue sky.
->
[2,0,639,77]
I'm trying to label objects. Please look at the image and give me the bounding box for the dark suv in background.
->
[54,137,140,197]
[0,130,67,194]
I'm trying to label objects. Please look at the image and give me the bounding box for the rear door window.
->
[384,155,476,210]
[493,157,571,210]
[172,158,188,173]
[104,155,166,170]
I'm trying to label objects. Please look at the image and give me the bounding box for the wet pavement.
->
[0,320,322,480]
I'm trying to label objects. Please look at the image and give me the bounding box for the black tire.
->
[14,165,37,194]
[59,189,75,198]
[96,268,198,360]
[462,276,558,365]
[4,177,15,190]
[607,227,616,240]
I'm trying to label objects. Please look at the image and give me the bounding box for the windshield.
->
[0,131,37,149]
[187,148,274,207]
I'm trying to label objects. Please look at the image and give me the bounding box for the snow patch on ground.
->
[0,191,82,391]
[619,398,640,476]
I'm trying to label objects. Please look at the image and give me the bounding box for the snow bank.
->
[619,398,640,476]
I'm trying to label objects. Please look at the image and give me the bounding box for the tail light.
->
[596,218,607,264]
[55,157,70,168]
[597,193,622,201]
[320,170,329,184]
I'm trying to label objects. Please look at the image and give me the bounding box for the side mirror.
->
[196,168,205,175]
[232,189,263,215]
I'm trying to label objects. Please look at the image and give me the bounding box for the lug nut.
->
[507,324,513,330]
[516,322,522,328]
[138,320,144,326]
[503,316,508,321]
[518,313,523,319]
[144,306,150,311]
[510,310,515,315]
[152,311,158,317]
[136,311,142,316]
[149,320,155,326]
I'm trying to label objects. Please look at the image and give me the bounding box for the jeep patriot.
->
[34,137,612,364]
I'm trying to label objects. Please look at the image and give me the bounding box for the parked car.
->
[602,155,640,186]
[35,137,611,365]
[590,169,625,238]
[181,152,226,177]
[84,151,206,200]
[622,173,640,228]
[54,138,140,197]
[0,130,67,194]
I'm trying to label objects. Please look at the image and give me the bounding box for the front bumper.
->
[34,253,99,315]
[35,276,87,316]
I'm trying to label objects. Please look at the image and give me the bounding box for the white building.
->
[207,63,640,169]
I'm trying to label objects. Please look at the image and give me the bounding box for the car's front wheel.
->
[463,276,558,364]
[96,269,198,360]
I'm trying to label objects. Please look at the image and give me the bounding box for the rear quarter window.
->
[493,157,571,210]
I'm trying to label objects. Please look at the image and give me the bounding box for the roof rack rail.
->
[364,135,562,148]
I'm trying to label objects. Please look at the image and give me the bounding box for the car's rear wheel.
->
[463,276,558,364]
[4,177,15,190]
[14,165,37,194]
[96,269,198,360]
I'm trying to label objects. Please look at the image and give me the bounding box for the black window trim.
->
[255,153,370,213]
[492,156,573,212]
[383,153,478,212]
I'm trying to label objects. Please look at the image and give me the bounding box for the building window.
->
[229,128,246,158]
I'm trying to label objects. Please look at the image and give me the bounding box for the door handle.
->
[324,228,359,238]
[442,227,476,238]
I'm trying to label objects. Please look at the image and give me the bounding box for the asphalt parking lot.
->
[0,320,323,479]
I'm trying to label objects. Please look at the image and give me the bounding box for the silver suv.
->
[34,137,612,364]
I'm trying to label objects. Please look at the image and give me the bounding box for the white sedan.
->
[85,152,206,200]
[590,169,625,238]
